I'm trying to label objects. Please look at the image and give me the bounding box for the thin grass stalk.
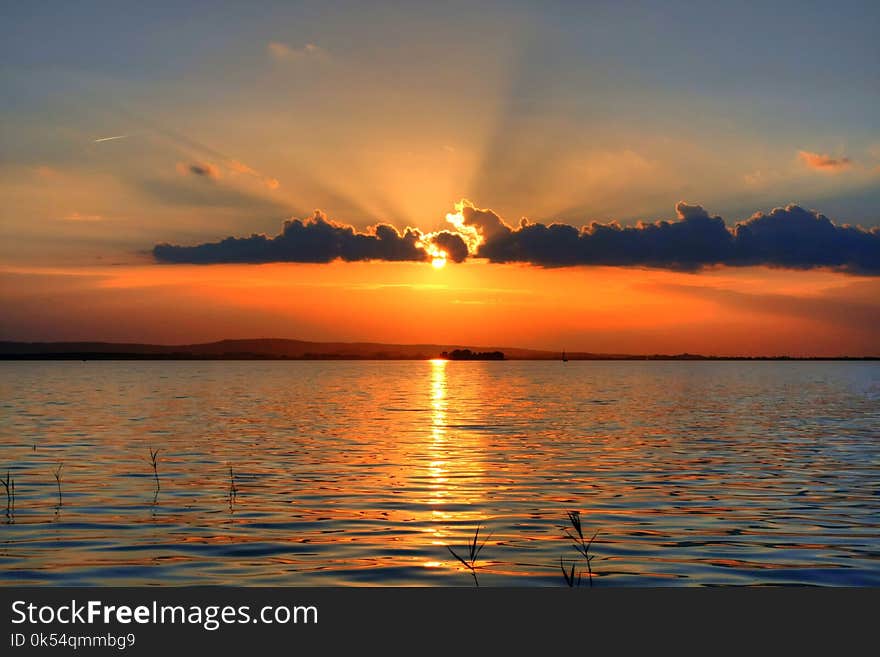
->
[565,510,598,587]
[2,470,14,516]
[561,557,582,587]
[149,448,160,490]
[228,466,238,505]
[447,523,491,587]
[53,463,63,506]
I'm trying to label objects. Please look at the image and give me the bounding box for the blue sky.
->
[1,0,878,264]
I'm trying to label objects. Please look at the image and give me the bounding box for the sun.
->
[423,242,447,269]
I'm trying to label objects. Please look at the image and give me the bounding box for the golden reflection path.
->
[419,359,489,574]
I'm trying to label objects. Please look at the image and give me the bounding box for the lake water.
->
[1,360,878,586]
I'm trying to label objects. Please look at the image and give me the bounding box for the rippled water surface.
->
[1,360,878,586]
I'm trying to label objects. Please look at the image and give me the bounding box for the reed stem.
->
[53,463,63,506]
[149,448,160,490]
[447,523,491,587]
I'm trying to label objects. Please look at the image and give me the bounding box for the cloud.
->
[137,176,294,214]
[267,41,323,61]
[153,211,469,265]
[159,160,283,210]
[62,212,104,222]
[732,205,880,273]
[175,160,280,190]
[152,200,880,274]
[228,160,280,189]
[428,231,470,263]
[33,165,59,178]
[176,162,221,179]
[798,150,853,172]
[743,170,764,186]
[652,281,880,331]
[457,200,879,274]
[456,201,735,269]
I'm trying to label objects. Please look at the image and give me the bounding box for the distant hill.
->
[0,339,876,360]
[0,338,545,360]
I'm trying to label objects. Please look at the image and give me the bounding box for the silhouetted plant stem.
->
[228,466,238,506]
[2,470,14,517]
[447,523,491,587]
[53,463,63,506]
[561,557,582,587]
[149,448,160,490]
[564,510,598,587]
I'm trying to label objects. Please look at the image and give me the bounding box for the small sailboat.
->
[562,349,568,363]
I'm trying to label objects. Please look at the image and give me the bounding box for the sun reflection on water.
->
[2,361,876,586]
[427,358,450,543]
[420,358,491,578]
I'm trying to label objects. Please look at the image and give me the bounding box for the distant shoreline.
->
[1,354,877,362]
[1,339,877,361]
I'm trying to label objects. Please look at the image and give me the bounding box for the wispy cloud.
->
[174,159,280,190]
[33,165,59,179]
[267,41,323,61]
[228,160,280,189]
[798,150,853,172]
[176,162,221,179]
[743,170,762,186]
[651,281,880,330]
[137,176,292,213]
[106,110,284,193]
[62,212,104,222]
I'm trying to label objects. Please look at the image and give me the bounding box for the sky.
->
[1,1,879,355]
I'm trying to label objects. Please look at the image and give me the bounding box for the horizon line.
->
[0,337,877,361]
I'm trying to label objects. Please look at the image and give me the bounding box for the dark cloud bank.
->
[153,211,469,265]
[153,202,880,274]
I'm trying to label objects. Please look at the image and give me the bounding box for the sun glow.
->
[420,241,448,269]
[412,199,484,270]
[445,201,483,254]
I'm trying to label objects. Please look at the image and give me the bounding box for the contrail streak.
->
[93,135,129,143]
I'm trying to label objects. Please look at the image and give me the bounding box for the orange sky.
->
[2,4,878,356]
[3,260,878,356]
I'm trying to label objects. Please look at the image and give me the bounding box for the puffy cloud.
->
[463,200,735,269]
[460,200,879,274]
[798,150,853,172]
[153,200,880,274]
[428,230,469,263]
[459,205,510,242]
[154,211,430,264]
[732,205,879,273]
